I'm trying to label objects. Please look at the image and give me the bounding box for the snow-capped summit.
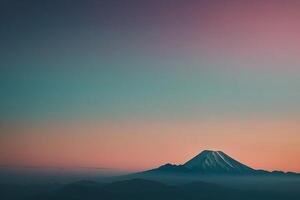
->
[183,150,254,174]
[141,150,299,176]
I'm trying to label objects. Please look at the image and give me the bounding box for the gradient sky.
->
[1,0,300,172]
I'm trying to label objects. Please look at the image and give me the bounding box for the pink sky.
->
[1,117,300,172]
[1,0,300,175]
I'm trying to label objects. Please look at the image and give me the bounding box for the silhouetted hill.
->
[26,178,300,200]
[53,180,105,199]
[0,183,61,200]
[2,150,300,200]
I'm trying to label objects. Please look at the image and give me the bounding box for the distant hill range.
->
[30,178,300,200]
[3,150,300,200]
[141,150,300,176]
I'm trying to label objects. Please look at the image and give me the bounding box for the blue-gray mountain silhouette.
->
[184,150,254,173]
[144,150,299,175]
[3,150,300,200]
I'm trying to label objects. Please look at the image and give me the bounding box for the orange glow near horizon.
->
[1,117,300,173]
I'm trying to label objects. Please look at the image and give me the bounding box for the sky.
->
[1,0,300,172]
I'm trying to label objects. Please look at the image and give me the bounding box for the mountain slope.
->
[184,150,255,174]
[142,150,300,176]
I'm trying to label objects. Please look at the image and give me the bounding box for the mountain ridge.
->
[142,150,300,176]
[30,178,297,200]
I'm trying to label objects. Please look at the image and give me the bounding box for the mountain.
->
[3,150,300,200]
[143,150,299,176]
[184,150,255,174]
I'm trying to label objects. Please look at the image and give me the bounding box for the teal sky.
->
[1,0,300,122]
[1,59,300,122]
[1,0,300,172]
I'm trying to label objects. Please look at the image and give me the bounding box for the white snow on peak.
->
[182,150,254,173]
[216,151,234,168]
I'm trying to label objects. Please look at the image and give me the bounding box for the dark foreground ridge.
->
[20,178,300,200]
[2,150,300,200]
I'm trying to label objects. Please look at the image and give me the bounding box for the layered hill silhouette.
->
[142,150,300,176]
[2,150,300,200]
[29,178,299,200]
